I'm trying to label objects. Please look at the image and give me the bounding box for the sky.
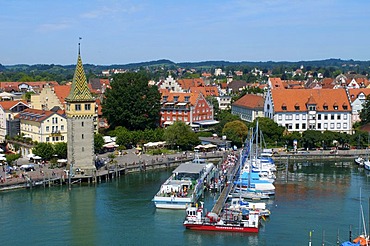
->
[1,0,370,65]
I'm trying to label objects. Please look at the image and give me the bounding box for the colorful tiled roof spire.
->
[66,44,94,102]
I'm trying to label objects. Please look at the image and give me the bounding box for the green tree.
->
[6,153,21,165]
[94,133,104,154]
[222,120,248,147]
[282,131,302,149]
[214,110,240,136]
[301,130,322,149]
[359,95,370,125]
[350,131,369,149]
[54,142,67,159]
[32,143,54,160]
[250,118,285,145]
[163,121,200,150]
[102,72,161,130]
[322,131,338,148]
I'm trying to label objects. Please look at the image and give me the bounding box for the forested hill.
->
[3,58,370,71]
[1,58,370,82]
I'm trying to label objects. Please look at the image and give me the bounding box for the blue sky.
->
[1,0,369,65]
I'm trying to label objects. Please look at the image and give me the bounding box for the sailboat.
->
[341,195,369,246]
[234,125,275,197]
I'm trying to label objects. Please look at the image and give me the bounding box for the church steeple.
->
[66,44,94,102]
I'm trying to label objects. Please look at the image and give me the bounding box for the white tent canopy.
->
[57,159,68,163]
[144,141,166,148]
[27,153,35,158]
[103,142,118,148]
[0,92,15,98]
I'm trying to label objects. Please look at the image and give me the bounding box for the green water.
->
[0,160,369,246]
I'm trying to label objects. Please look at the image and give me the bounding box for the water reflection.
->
[69,186,97,246]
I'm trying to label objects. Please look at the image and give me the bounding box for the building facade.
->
[0,101,29,142]
[232,94,264,122]
[264,88,352,134]
[160,91,215,128]
[15,108,67,143]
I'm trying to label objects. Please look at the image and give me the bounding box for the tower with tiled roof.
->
[65,44,96,175]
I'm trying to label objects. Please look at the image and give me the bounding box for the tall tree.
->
[102,72,161,130]
[250,117,285,145]
[54,142,67,159]
[359,95,370,125]
[94,133,105,154]
[214,110,240,136]
[222,120,248,147]
[163,121,200,150]
[33,143,55,160]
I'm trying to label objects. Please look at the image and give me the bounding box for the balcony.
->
[50,131,61,136]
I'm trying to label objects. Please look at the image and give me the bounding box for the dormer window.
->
[308,105,316,111]
[184,96,190,102]
[174,96,179,102]
[163,96,168,102]
[323,103,328,110]
[294,103,300,110]
[333,103,338,110]
[282,104,287,110]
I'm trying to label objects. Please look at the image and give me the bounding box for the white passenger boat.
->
[152,161,215,209]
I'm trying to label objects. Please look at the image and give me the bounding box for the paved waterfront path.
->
[0,149,226,190]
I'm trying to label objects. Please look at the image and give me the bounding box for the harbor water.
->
[0,159,369,246]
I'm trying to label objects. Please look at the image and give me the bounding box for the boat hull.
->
[152,196,193,209]
[184,223,258,233]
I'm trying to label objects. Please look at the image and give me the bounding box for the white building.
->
[348,88,370,123]
[158,75,183,92]
[264,88,352,134]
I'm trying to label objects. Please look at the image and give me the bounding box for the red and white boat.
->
[183,203,260,233]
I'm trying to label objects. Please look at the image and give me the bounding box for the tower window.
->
[82,122,84,127]
[85,104,91,111]
[82,134,84,139]
[75,104,81,111]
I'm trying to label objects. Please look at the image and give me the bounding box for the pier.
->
[211,154,241,214]
[0,152,225,191]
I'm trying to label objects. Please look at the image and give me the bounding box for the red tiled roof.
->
[0,81,58,92]
[14,108,64,122]
[189,86,219,97]
[161,91,199,106]
[233,94,264,109]
[177,78,205,90]
[53,85,71,105]
[269,78,285,89]
[0,100,28,110]
[348,88,370,102]
[271,89,351,112]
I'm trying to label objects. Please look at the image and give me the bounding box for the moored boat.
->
[152,161,215,209]
[183,202,260,233]
[364,160,370,171]
[355,156,365,166]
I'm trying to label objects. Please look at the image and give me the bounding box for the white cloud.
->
[80,4,140,19]
[37,21,71,32]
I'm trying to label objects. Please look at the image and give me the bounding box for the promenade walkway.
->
[0,149,226,191]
